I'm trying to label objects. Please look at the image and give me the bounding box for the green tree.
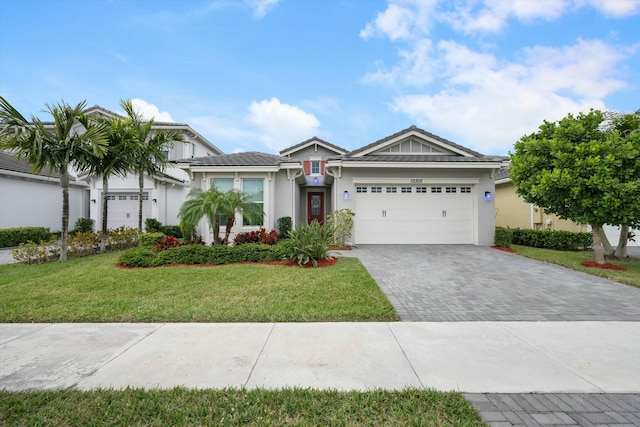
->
[603,109,640,258]
[85,115,136,251]
[178,187,263,245]
[120,99,184,232]
[0,97,108,260]
[510,109,640,264]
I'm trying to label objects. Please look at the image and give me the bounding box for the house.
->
[82,106,223,230]
[0,151,89,230]
[495,166,639,248]
[177,125,508,245]
[0,105,222,232]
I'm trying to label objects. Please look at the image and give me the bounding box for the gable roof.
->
[280,137,348,157]
[495,165,511,183]
[346,125,484,159]
[81,105,224,155]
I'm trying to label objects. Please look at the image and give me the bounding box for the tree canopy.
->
[510,109,640,263]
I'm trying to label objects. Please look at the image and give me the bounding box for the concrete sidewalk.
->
[1,322,639,393]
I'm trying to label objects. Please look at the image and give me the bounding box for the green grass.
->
[513,245,640,288]
[0,252,397,322]
[0,388,487,426]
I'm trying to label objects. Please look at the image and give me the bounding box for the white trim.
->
[330,160,504,169]
[352,130,474,158]
[0,169,89,187]
[189,165,281,173]
[352,177,480,185]
[280,139,348,157]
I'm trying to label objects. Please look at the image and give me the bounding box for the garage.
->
[106,193,151,229]
[353,184,475,244]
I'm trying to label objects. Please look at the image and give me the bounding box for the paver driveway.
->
[348,245,640,322]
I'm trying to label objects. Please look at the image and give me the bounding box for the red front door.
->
[307,192,324,224]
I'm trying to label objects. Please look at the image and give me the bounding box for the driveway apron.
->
[348,245,640,322]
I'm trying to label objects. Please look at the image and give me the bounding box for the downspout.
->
[325,166,337,213]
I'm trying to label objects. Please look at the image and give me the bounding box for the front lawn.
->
[0,252,397,322]
[0,388,486,426]
[513,245,640,288]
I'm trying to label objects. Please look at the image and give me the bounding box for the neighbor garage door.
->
[354,184,474,244]
[106,193,151,229]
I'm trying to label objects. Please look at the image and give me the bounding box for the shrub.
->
[511,228,592,251]
[10,236,60,264]
[117,247,162,267]
[107,227,139,250]
[277,216,292,238]
[145,218,163,233]
[234,228,280,246]
[154,236,183,252]
[0,227,51,248]
[68,231,100,258]
[281,220,333,267]
[232,243,283,262]
[160,225,182,238]
[494,227,512,248]
[72,217,94,233]
[327,209,355,247]
[139,232,166,248]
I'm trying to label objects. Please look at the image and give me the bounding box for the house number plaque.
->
[410,179,423,184]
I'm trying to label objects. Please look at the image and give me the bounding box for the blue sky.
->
[1,0,638,155]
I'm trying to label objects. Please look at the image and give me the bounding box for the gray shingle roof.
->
[495,166,511,181]
[338,155,508,163]
[280,137,348,156]
[180,152,297,167]
[346,125,485,158]
[0,152,59,178]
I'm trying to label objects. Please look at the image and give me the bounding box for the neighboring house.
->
[495,166,638,247]
[80,106,223,230]
[0,151,89,230]
[178,125,508,245]
[0,105,222,231]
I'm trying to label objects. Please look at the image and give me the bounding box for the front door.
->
[307,192,324,224]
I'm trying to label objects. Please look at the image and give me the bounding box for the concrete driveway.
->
[347,245,640,322]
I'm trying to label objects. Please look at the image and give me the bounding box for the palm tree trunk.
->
[591,224,606,265]
[614,225,629,258]
[224,217,235,244]
[60,169,70,261]
[138,172,144,233]
[101,175,109,252]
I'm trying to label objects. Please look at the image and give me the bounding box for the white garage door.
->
[106,193,151,229]
[354,185,474,244]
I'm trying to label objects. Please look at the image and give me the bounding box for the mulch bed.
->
[580,261,626,271]
[117,257,338,269]
[491,245,516,253]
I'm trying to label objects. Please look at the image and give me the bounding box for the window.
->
[191,143,196,158]
[130,195,139,201]
[161,143,170,160]
[401,187,412,193]
[416,187,427,193]
[142,194,149,201]
[106,195,116,201]
[212,178,234,226]
[446,187,457,193]
[118,195,127,200]
[386,187,397,193]
[431,187,442,193]
[461,186,472,193]
[371,187,382,193]
[356,186,367,193]
[242,178,264,226]
[311,160,321,175]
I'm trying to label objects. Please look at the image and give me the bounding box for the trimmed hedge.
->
[118,243,284,267]
[0,227,51,248]
[494,227,512,248]
[496,227,592,251]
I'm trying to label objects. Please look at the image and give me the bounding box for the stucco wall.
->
[0,175,88,231]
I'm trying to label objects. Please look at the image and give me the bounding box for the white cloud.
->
[246,0,280,19]
[360,0,438,40]
[246,97,320,152]
[576,0,640,17]
[130,98,174,122]
[389,39,626,154]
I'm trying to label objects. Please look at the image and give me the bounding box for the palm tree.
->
[120,99,184,232]
[178,188,263,244]
[85,116,135,251]
[0,97,108,260]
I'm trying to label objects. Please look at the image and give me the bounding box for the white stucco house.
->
[178,125,508,245]
[0,105,222,231]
